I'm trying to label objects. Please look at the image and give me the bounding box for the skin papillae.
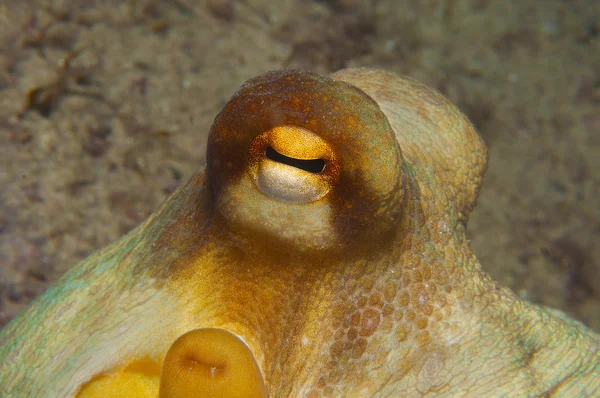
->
[0,69,599,397]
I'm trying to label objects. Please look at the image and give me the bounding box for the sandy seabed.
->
[0,0,599,331]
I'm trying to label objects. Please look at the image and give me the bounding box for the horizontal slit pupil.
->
[266,146,325,173]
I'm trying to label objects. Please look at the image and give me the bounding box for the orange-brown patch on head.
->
[351,339,368,359]
[383,282,397,302]
[359,309,381,337]
[396,323,410,342]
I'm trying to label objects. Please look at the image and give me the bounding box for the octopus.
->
[0,68,599,397]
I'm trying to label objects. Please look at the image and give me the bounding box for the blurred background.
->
[0,0,598,330]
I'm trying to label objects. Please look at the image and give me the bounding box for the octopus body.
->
[0,69,599,397]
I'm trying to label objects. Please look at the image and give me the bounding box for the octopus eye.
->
[248,125,339,204]
[265,146,325,174]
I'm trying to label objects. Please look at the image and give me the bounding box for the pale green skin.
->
[0,69,599,397]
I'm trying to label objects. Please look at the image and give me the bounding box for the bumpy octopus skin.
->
[1,69,599,397]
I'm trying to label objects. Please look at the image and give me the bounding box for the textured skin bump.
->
[0,69,599,397]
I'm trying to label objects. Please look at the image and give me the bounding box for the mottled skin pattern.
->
[1,69,599,397]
